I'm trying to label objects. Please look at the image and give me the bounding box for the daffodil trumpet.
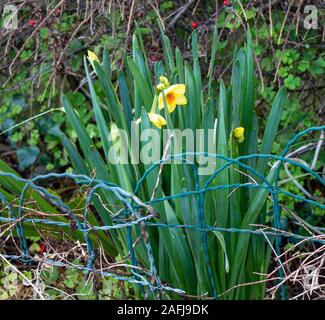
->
[158,84,187,113]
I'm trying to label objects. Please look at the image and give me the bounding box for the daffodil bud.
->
[159,76,170,89]
[110,123,120,143]
[156,83,165,91]
[87,50,99,64]
[233,127,245,143]
[87,50,100,73]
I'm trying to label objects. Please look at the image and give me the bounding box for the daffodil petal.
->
[87,50,99,63]
[174,94,187,105]
[158,92,165,110]
[159,115,167,126]
[168,84,185,94]
[148,113,166,129]
[168,103,177,113]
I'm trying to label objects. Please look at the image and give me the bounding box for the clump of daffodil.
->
[233,127,245,144]
[87,50,100,72]
[156,76,187,113]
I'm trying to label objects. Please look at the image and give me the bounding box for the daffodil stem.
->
[150,94,158,113]
[228,133,238,159]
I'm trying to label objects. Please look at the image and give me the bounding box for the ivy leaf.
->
[12,94,26,111]
[16,146,40,170]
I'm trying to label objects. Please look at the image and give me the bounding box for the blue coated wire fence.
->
[0,126,324,299]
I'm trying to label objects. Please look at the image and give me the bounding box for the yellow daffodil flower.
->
[148,113,167,129]
[87,50,99,64]
[233,127,245,143]
[158,84,187,113]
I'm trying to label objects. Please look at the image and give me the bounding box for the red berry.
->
[223,0,229,6]
[40,243,45,254]
[192,21,198,30]
[28,19,36,27]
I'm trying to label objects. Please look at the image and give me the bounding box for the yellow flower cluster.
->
[85,53,186,130]
[148,76,187,128]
